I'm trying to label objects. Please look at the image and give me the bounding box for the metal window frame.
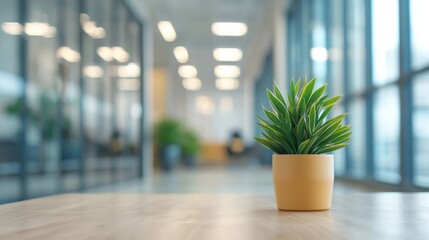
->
[398,0,413,188]
[18,0,28,201]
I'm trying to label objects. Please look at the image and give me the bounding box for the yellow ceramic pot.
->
[272,154,334,211]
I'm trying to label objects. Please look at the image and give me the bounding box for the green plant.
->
[6,92,71,140]
[154,118,183,147]
[181,129,201,155]
[255,78,351,154]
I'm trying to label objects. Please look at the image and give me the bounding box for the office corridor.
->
[88,164,388,195]
[2,0,429,238]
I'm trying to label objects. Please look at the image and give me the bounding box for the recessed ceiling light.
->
[91,27,105,39]
[117,63,140,78]
[57,47,81,63]
[212,22,247,36]
[1,22,23,35]
[182,78,202,91]
[178,65,197,78]
[80,14,105,39]
[83,66,103,78]
[215,78,239,90]
[24,22,56,38]
[158,21,176,42]
[111,46,129,62]
[174,46,189,63]
[214,65,240,78]
[80,13,90,25]
[213,48,242,61]
[97,47,114,61]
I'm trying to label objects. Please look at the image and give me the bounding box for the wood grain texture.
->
[1,193,429,240]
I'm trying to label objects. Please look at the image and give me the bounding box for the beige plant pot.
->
[273,154,334,211]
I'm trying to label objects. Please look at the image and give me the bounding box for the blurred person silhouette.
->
[226,130,245,161]
[109,130,123,157]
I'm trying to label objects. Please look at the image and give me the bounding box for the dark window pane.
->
[349,98,366,177]
[0,0,21,202]
[413,73,429,186]
[347,0,366,93]
[329,0,344,97]
[373,86,400,183]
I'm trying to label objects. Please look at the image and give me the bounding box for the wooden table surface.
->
[1,193,429,240]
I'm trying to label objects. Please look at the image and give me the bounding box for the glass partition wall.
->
[286,0,429,190]
[0,0,22,202]
[0,0,143,203]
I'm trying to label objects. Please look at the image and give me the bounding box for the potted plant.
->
[154,118,183,171]
[181,128,201,167]
[255,78,351,211]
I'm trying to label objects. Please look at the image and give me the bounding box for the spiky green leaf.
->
[267,89,287,116]
[318,143,349,154]
[298,139,309,153]
[322,96,342,108]
[254,78,351,154]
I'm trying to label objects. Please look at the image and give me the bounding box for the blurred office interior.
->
[0,0,428,203]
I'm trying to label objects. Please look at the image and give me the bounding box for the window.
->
[373,87,400,183]
[413,73,429,186]
[310,0,327,85]
[347,0,366,93]
[60,0,81,193]
[287,1,306,79]
[329,0,345,175]
[332,105,346,175]
[371,0,399,86]
[25,0,60,198]
[82,0,116,187]
[287,12,299,79]
[349,99,366,177]
[410,0,429,69]
[329,0,344,96]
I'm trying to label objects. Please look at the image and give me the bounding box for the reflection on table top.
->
[1,193,428,240]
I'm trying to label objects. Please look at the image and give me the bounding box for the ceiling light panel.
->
[24,22,56,38]
[213,48,242,61]
[216,78,239,90]
[178,65,197,78]
[83,66,103,78]
[57,47,81,63]
[212,22,247,36]
[111,46,129,62]
[97,47,114,61]
[117,63,141,78]
[174,46,189,63]
[1,22,23,35]
[80,14,105,39]
[158,21,176,42]
[182,78,202,91]
[214,65,240,78]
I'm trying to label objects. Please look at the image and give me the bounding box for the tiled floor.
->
[88,163,389,194]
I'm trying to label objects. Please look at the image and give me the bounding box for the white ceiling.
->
[129,0,287,90]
